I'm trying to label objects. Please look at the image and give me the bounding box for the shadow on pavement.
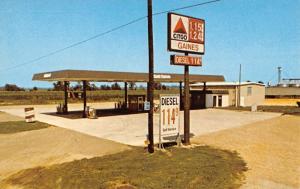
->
[43,108,148,119]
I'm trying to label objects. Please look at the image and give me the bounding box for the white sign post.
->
[159,94,180,147]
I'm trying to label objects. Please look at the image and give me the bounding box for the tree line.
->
[1,81,170,91]
[53,81,124,91]
[52,81,169,91]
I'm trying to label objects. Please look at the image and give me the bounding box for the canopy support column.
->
[124,82,128,109]
[63,81,68,114]
[203,82,207,109]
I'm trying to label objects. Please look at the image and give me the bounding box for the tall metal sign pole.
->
[168,12,205,145]
[147,0,154,153]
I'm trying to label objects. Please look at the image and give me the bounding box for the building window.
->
[247,87,252,96]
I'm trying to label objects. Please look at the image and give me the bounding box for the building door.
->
[137,96,144,111]
[218,95,222,107]
[213,96,217,107]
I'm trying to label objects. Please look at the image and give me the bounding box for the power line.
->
[0,0,221,72]
[153,0,221,15]
[1,16,147,72]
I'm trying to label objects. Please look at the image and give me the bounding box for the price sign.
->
[170,55,202,66]
[189,18,204,43]
[159,94,180,138]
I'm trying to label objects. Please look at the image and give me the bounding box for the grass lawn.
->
[3,146,247,189]
[0,121,51,134]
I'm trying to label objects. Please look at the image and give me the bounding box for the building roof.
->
[190,81,265,87]
[32,70,225,83]
[280,78,300,86]
[190,90,229,94]
[266,87,300,96]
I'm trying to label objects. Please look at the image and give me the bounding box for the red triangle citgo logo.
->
[173,18,187,34]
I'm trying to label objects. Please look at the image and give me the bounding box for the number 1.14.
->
[162,107,179,125]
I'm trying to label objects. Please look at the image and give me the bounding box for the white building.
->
[190,82,265,108]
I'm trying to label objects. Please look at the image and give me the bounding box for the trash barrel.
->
[24,107,35,123]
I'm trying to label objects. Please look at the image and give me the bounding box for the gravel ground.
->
[0,126,130,183]
[192,115,300,189]
[0,105,296,188]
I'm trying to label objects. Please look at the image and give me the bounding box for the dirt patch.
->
[0,126,130,183]
[45,108,147,119]
[192,115,300,189]
[0,112,23,122]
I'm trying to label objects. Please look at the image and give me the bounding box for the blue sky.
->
[0,0,299,87]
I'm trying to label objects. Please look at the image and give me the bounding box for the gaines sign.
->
[168,12,205,54]
[159,94,180,138]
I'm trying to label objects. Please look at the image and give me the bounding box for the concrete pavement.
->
[0,103,281,146]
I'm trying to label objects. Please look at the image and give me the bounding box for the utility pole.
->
[147,0,154,153]
[183,52,190,145]
[238,64,241,107]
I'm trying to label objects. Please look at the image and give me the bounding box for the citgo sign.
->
[168,12,205,54]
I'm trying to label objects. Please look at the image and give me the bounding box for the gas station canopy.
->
[32,70,225,83]
[32,69,225,118]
